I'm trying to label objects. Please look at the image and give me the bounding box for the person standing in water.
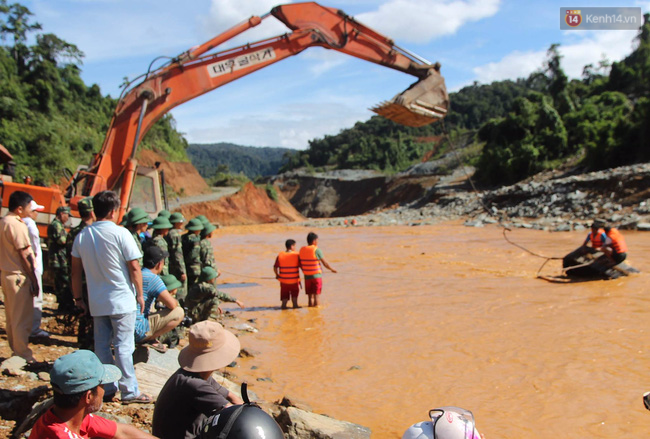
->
[273,239,301,309]
[299,232,336,307]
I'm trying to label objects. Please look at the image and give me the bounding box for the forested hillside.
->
[0,1,188,184]
[283,15,650,186]
[187,143,292,179]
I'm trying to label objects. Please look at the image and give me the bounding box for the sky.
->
[19,0,650,150]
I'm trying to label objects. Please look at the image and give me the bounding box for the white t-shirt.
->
[72,220,142,316]
[23,217,42,275]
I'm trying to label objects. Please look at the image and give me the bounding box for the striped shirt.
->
[134,268,167,342]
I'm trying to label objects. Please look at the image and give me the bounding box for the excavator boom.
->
[73,1,449,219]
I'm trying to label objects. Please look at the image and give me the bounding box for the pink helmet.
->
[402,407,481,439]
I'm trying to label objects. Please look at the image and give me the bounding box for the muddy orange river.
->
[212,221,650,438]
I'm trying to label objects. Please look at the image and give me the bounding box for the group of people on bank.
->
[3,189,483,439]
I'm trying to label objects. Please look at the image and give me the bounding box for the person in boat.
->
[581,219,608,254]
[602,226,628,265]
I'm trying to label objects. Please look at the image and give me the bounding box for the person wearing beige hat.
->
[152,321,244,439]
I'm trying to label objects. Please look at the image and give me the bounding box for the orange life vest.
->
[299,245,322,276]
[589,228,605,248]
[277,251,300,284]
[606,228,628,254]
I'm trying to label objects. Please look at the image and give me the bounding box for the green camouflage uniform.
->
[185,282,237,323]
[48,217,72,312]
[182,233,202,289]
[166,228,187,302]
[131,230,144,266]
[150,233,169,275]
[67,220,93,349]
[199,237,216,268]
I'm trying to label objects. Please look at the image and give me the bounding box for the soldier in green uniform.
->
[166,212,188,304]
[184,267,244,323]
[66,198,95,349]
[48,206,72,313]
[125,207,151,266]
[158,209,171,219]
[149,216,172,275]
[182,218,204,291]
[199,222,217,270]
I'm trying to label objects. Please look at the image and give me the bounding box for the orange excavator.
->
[1,1,449,235]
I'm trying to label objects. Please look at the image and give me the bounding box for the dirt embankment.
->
[178,182,305,226]
[138,150,210,197]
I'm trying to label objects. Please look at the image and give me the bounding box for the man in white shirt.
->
[23,200,49,338]
[71,191,151,404]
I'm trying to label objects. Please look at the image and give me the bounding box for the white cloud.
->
[472,29,637,84]
[356,0,501,43]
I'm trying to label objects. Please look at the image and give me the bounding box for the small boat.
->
[562,247,640,280]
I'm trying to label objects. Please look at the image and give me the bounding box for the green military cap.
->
[199,266,218,283]
[201,223,216,237]
[78,197,94,216]
[127,207,151,226]
[169,212,185,224]
[56,206,71,215]
[152,216,173,230]
[160,274,182,291]
[195,215,209,225]
[157,209,171,218]
[186,218,204,231]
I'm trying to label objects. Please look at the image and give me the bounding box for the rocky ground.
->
[291,163,650,232]
[0,294,369,439]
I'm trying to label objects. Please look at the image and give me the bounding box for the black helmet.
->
[198,404,284,439]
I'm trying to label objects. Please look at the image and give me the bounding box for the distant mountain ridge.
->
[187,142,293,179]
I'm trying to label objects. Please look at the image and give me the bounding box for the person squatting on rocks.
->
[31,350,156,439]
[71,190,152,404]
[273,239,301,309]
[402,406,484,439]
[152,321,244,439]
[48,205,73,313]
[166,212,187,304]
[24,199,49,338]
[148,215,172,276]
[183,218,204,291]
[134,246,184,353]
[299,232,337,307]
[67,197,95,350]
[0,191,39,362]
[184,267,244,324]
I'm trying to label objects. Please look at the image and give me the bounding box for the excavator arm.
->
[74,2,448,218]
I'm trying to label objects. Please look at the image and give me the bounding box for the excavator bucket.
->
[371,68,449,127]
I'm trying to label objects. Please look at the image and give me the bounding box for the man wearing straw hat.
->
[152,321,244,439]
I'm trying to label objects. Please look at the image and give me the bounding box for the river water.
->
[213,222,650,438]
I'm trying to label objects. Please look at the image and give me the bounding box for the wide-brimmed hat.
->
[178,321,240,372]
[158,209,171,218]
[195,215,209,225]
[199,266,218,283]
[152,216,173,230]
[169,212,185,224]
[186,218,204,231]
[127,207,151,226]
[50,350,122,394]
[160,274,182,291]
[201,223,216,237]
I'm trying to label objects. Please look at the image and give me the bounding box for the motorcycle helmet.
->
[402,406,480,439]
[198,404,284,439]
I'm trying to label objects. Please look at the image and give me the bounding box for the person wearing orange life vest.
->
[602,226,628,264]
[273,239,301,309]
[299,232,336,307]
[582,219,608,252]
